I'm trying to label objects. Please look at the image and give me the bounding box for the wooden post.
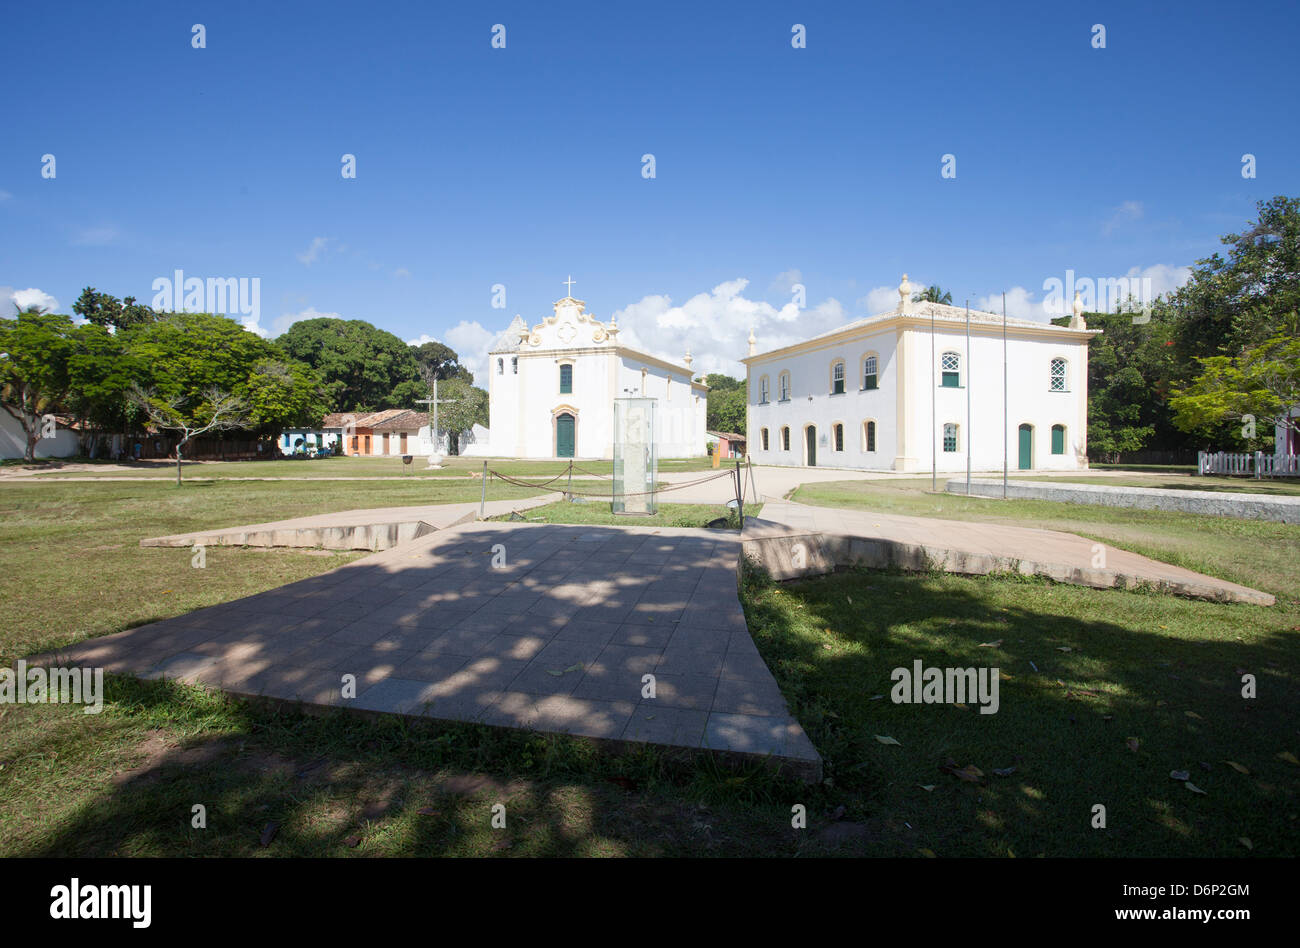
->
[480,460,487,518]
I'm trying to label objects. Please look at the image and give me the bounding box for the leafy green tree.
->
[278,317,425,411]
[1170,334,1300,446]
[426,377,488,454]
[705,374,746,434]
[412,340,474,385]
[126,311,283,402]
[1169,195,1300,365]
[72,288,156,331]
[65,323,145,456]
[0,309,75,461]
[912,285,954,305]
[244,359,329,433]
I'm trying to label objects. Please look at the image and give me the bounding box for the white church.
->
[481,282,708,459]
[743,275,1099,472]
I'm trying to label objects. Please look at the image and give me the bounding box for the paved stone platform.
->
[38,522,822,780]
[139,496,560,552]
[750,500,1274,606]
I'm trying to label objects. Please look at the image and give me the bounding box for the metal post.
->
[734,458,744,525]
[965,301,971,496]
[931,307,936,492]
[568,459,573,499]
[1002,292,1008,500]
[479,460,487,518]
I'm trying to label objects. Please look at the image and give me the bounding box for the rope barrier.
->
[487,466,736,500]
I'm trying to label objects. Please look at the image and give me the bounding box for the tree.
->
[1170,334,1300,446]
[428,377,488,454]
[65,322,144,457]
[913,285,954,305]
[243,359,329,433]
[1169,195,1300,365]
[705,374,746,434]
[72,288,156,331]
[0,309,75,461]
[411,340,474,385]
[129,384,249,485]
[278,318,425,411]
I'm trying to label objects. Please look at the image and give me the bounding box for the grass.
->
[15,455,718,480]
[493,500,761,529]
[0,479,547,664]
[2,473,1296,857]
[739,559,1299,857]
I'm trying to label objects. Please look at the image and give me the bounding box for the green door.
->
[1018,424,1033,470]
[805,426,817,466]
[556,413,575,458]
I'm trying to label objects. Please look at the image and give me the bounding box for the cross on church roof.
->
[563,275,576,297]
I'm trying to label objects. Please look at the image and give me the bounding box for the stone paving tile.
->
[48,521,821,778]
[644,672,719,711]
[622,705,710,747]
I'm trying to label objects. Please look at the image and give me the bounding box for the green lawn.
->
[18,455,718,480]
[3,476,1296,857]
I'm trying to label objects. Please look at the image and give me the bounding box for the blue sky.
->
[2,0,1296,379]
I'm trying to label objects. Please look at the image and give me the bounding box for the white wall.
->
[746,325,1090,472]
[0,412,80,460]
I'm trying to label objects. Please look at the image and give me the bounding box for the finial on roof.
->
[747,327,757,356]
[684,348,693,367]
[1070,291,1086,330]
[898,273,913,314]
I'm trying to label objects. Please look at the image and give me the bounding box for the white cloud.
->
[975,286,1048,320]
[610,278,849,378]
[444,320,497,383]
[296,237,331,266]
[393,268,411,278]
[270,306,340,338]
[406,333,440,347]
[768,268,803,296]
[71,226,119,246]
[2,287,60,313]
[978,263,1193,321]
[857,285,902,315]
[1103,200,1144,236]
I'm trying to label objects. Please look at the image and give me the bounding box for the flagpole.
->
[930,305,936,492]
[1002,292,1008,499]
[965,300,971,496]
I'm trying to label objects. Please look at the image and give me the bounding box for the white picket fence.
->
[1198,451,1300,478]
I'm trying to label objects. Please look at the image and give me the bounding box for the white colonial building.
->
[483,288,708,459]
[742,275,1099,472]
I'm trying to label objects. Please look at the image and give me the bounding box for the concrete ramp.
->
[141,497,559,553]
[747,501,1275,606]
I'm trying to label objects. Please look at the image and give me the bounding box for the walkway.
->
[39,521,822,780]
[750,499,1274,606]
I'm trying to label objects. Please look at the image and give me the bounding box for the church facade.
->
[484,292,708,459]
[742,276,1099,473]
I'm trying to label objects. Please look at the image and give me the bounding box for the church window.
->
[761,428,770,451]
[862,354,878,390]
[779,371,791,401]
[864,420,876,453]
[941,352,961,387]
[1050,357,1067,391]
[781,426,790,451]
[497,358,504,375]
[831,361,846,395]
[512,356,518,374]
[833,423,844,451]
[943,423,959,452]
[759,376,770,404]
[560,363,573,394]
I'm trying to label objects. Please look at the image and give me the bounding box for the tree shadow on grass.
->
[740,563,1299,858]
